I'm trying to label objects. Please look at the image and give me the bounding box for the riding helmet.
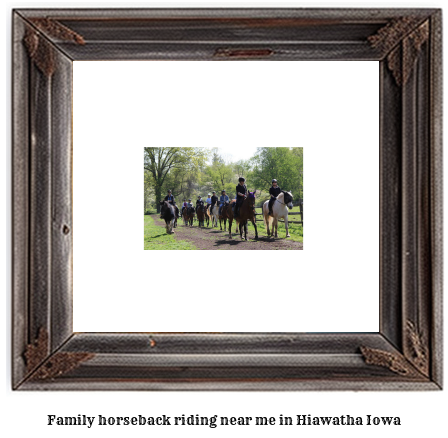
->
[238,177,245,182]
[272,179,277,184]
[168,189,172,193]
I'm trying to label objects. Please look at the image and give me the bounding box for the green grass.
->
[248,221,303,243]
[250,207,303,243]
[144,215,197,250]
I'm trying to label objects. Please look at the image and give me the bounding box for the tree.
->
[251,147,303,198]
[211,147,225,166]
[290,147,304,198]
[143,170,154,213]
[203,149,239,196]
[144,147,208,212]
[206,162,234,190]
[233,159,251,178]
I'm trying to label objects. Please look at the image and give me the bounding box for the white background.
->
[73,60,379,332]
[2,1,447,438]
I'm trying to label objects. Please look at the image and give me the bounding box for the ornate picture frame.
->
[12,8,442,390]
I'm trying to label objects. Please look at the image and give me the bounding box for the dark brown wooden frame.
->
[12,8,442,390]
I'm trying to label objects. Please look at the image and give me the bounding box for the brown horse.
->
[204,204,211,227]
[183,206,195,226]
[218,209,225,231]
[220,202,235,238]
[196,204,206,227]
[235,191,258,240]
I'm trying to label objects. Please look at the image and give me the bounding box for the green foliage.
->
[205,161,234,192]
[248,215,303,243]
[233,159,251,178]
[144,170,155,213]
[250,147,303,198]
[144,147,303,210]
[144,147,209,211]
[211,147,224,165]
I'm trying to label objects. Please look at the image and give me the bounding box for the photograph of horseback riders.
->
[144,147,303,250]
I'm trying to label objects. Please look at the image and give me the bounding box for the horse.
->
[183,206,195,227]
[218,206,226,231]
[159,200,176,234]
[235,191,258,240]
[173,205,179,227]
[204,205,210,227]
[196,204,206,227]
[262,190,294,238]
[210,204,220,228]
[220,201,235,238]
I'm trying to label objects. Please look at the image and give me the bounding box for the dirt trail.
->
[152,215,303,250]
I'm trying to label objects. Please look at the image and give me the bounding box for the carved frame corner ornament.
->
[360,320,430,380]
[367,17,430,86]
[360,346,424,379]
[23,18,85,76]
[405,320,429,377]
[24,328,94,381]
[12,8,442,390]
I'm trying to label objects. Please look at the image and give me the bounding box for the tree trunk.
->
[155,185,162,213]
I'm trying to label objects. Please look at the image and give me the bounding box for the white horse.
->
[210,204,220,228]
[263,191,294,238]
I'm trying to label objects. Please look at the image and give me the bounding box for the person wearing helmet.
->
[164,189,175,205]
[196,195,204,213]
[234,177,247,218]
[268,179,281,216]
[161,189,176,218]
[184,199,193,217]
[181,198,188,216]
[210,191,219,214]
[205,193,212,214]
[219,189,229,215]
[164,189,179,218]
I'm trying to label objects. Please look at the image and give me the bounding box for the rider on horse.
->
[164,189,175,204]
[268,179,282,216]
[165,189,180,219]
[196,195,204,213]
[181,198,187,216]
[234,177,247,218]
[218,190,229,215]
[206,193,212,213]
[161,189,177,218]
[183,199,194,218]
[210,191,218,214]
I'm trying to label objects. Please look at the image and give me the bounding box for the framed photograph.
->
[12,8,442,390]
